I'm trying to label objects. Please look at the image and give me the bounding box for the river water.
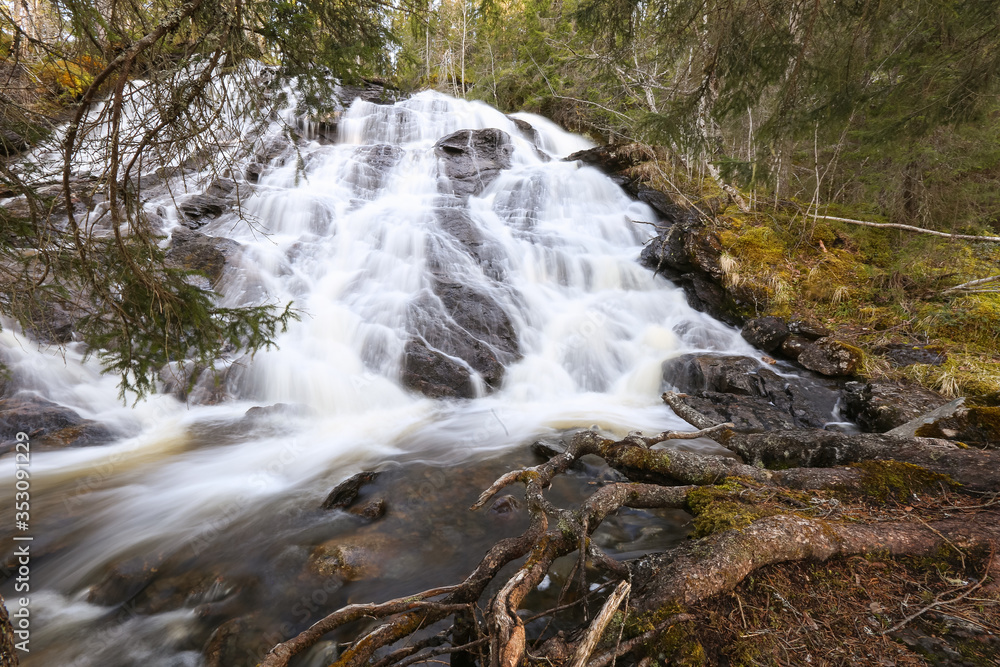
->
[1,90,761,666]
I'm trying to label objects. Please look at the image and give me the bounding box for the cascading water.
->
[1,90,769,666]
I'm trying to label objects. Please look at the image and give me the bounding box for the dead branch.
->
[883,558,989,634]
[944,274,1000,293]
[812,215,1000,243]
[585,614,696,667]
[570,581,631,667]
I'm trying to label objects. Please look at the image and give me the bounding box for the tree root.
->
[258,407,1000,667]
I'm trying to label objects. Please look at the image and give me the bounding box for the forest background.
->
[2,0,999,399]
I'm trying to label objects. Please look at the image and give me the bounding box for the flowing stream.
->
[1,90,769,666]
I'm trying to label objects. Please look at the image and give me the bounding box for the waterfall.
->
[1,90,760,666]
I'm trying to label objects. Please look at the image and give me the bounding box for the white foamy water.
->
[1,90,758,665]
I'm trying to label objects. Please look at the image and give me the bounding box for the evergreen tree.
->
[0,0,396,398]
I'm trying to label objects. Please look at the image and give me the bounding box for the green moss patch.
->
[848,460,956,503]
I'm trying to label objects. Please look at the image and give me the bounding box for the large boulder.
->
[432,206,507,281]
[0,393,114,454]
[435,129,513,197]
[640,221,740,325]
[662,354,838,429]
[165,228,242,287]
[403,278,520,398]
[842,380,947,433]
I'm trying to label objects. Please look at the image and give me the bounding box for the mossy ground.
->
[604,488,998,666]
[554,480,999,667]
[636,159,1000,398]
[683,548,1000,666]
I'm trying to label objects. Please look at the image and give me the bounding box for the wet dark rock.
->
[308,534,391,581]
[349,498,387,521]
[435,128,513,198]
[432,279,519,359]
[322,471,381,510]
[177,179,239,227]
[433,206,506,281]
[797,338,863,376]
[780,334,811,360]
[0,129,29,156]
[662,354,837,429]
[881,343,947,368]
[178,197,229,226]
[203,615,274,667]
[642,223,724,279]
[640,223,690,274]
[681,276,741,326]
[87,552,167,606]
[678,392,797,431]
[245,163,264,183]
[400,339,476,399]
[339,79,398,105]
[563,143,654,176]
[664,354,762,397]
[843,380,947,433]
[788,319,831,340]
[0,393,114,454]
[165,228,242,287]
[636,187,683,222]
[741,317,790,352]
[403,278,520,398]
[488,494,521,519]
[639,219,741,325]
[509,117,540,145]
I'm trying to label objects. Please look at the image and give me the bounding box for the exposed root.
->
[258,415,1000,667]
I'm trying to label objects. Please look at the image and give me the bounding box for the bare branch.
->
[813,215,1000,243]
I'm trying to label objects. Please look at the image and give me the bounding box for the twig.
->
[585,614,695,667]
[393,638,489,667]
[522,581,617,624]
[570,581,631,667]
[883,575,986,634]
[915,515,966,570]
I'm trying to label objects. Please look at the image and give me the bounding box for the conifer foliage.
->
[1,0,395,397]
